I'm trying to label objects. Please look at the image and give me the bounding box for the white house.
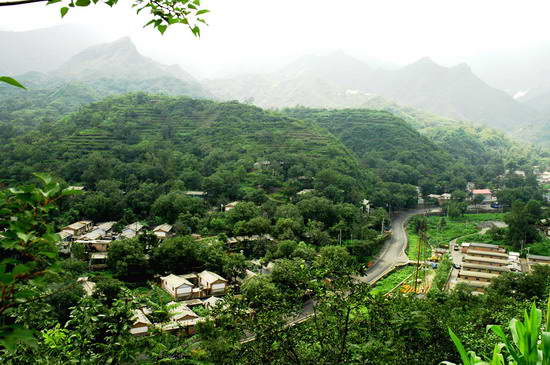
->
[198,270,228,296]
[130,309,152,336]
[161,274,194,299]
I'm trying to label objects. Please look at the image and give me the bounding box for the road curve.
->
[355,208,427,284]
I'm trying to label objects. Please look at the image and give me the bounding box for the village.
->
[51,177,550,338]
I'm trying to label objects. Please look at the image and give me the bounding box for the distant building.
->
[462,255,508,267]
[223,201,240,212]
[153,224,173,239]
[120,222,144,239]
[89,252,108,270]
[297,189,315,196]
[204,296,224,310]
[130,309,152,336]
[160,270,228,300]
[160,302,204,335]
[471,189,493,203]
[77,277,96,296]
[185,191,207,199]
[63,220,93,236]
[197,270,228,296]
[462,242,505,253]
[81,228,107,241]
[458,270,499,282]
[527,254,550,269]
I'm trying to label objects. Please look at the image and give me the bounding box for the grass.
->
[407,231,432,260]
[410,213,506,250]
[370,266,415,296]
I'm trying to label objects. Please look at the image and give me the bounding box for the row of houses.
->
[457,242,520,293]
[78,275,225,336]
[57,220,174,257]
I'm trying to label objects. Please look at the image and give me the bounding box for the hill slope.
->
[0,94,373,205]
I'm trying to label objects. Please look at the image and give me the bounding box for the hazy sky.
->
[2,0,550,78]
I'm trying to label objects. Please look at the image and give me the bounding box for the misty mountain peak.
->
[452,62,473,73]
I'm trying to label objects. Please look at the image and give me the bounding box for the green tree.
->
[0,174,81,350]
[107,239,149,281]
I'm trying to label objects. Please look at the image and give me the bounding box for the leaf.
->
[12,264,30,276]
[0,76,26,89]
[32,173,53,185]
[60,6,69,17]
[196,9,209,15]
[157,24,167,35]
[75,0,90,6]
[46,0,62,4]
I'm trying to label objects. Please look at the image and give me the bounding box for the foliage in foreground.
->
[443,300,550,365]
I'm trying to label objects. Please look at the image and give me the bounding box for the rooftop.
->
[458,270,499,279]
[472,189,492,195]
[527,254,550,262]
[161,274,193,288]
[463,255,509,265]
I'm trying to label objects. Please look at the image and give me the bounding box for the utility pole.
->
[413,230,424,294]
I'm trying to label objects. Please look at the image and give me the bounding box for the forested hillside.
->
[282,108,540,197]
[0,94,384,222]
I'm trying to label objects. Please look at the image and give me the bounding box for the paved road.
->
[356,208,428,284]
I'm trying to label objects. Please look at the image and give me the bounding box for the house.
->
[160,274,194,300]
[456,279,491,293]
[462,255,509,267]
[120,222,144,239]
[56,231,74,254]
[77,277,96,296]
[63,220,94,236]
[297,189,315,196]
[81,228,106,241]
[89,252,108,270]
[461,242,505,253]
[471,189,493,203]
[161,302,203,335]
[460,263,509,274]
[198,270,228,296]
[223,201,240,211]
[465,249,509,260]
[204,296,224,310]
[458,270,499,282]
[97,221,116,233]
[153,224,173,239]
[130,309,152,336]
[185,191,207,199]
[77,239,111,252]
[527,254,550,266]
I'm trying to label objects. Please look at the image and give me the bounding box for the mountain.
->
[0,25,105,75]
[0,38,212,130]
[204,51,377,108]
[51,37,210,97]
[206,52,540,135]
[365,57,539,131]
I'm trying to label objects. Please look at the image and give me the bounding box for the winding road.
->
[240,208,427,342]
[355,208,427,284]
